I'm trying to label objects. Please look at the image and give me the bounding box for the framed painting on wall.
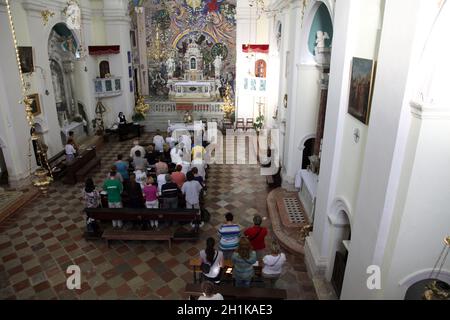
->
[347,57,375,124]
[18,46,34,73]
[27,93,41,116]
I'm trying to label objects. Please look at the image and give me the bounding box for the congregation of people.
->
[198,213,287,298]
[82,129,207,230]
[81,129,286,299]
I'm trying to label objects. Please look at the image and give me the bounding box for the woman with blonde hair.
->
[231,237,257,287]
[262,239,286,288]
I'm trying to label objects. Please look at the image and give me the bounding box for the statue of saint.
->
[166,56,176,78]
[214,54,222,78]
[65,0,81,30]
[315,31,330,51]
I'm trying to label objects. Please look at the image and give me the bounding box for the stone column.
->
[135,6,149,96]
[62,60,78,120]
[313,71,329,156]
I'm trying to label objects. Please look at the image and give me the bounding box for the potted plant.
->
[253,114,264,133]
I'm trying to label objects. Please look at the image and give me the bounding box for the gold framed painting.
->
[27,93,41,116]
[348,57,376,124]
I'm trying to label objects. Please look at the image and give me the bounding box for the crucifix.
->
[256,97,265,116]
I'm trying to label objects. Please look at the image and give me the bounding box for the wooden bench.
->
[63,148,97,184]
[189,258,262,284]
[102,229,172,248]
[185,283,287,300]
[75,156,101,182]
[84,207,201,242]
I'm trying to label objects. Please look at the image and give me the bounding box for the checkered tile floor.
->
[0,133,316,300]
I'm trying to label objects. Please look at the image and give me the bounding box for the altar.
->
[166,36,221,103]
[168,80,218,102]
[297,169,318,220]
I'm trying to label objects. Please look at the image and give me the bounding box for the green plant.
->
[132,113,145,122]
[253,114,264,131]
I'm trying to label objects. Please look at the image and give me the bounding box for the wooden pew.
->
[84,207,201,244]
[75,156,101,182]
[189,258,262,284]
[62,148,97,185]
[185,283,287,300]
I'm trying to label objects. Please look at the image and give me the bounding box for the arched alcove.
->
[327,198,352,298]
[301,137,315,169]
[99,60,110,78]
[300,1,334,65]
[255,59,266,78]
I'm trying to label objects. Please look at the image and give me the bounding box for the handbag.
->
[201,251,218,274]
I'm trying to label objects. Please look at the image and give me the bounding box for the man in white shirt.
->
[130,140,146,159]
[153,130,165,152]
[181,171,202,209]
[65,139,77,162]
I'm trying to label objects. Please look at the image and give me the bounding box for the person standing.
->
[161,174,179,209]
[83,178,100,233]
[218,212,241,259]
[171,164,186,188]
[181,171,202,209]
[122,173,144,209]
[132,150,149,171]
[153,130,165,153]
[231,237,257,288]
[65,137,77,162]
[130,140,145,159]
[103,171,123,229]
[106,165,123,183]
[262,240,286,288]
[115,154,129,180]
[143,176,159,229]
[199,237,224,284]
[244,214,268,261]
[155,156,168,176]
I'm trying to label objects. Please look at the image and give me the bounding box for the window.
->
[190,57,196,70]
[255,59,266,78]
[99,60,110,78]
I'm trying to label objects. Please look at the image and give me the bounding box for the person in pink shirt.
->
[143,177,159,229]
[171,164,186,188]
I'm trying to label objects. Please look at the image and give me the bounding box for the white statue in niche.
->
[166,56,176,78]
[315,30,330,51]
[214,54,222,78]
[65,0,81,30]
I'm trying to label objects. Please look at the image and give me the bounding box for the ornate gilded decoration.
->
[40,10,55,26]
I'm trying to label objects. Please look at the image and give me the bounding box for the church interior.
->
[0,0,449,301]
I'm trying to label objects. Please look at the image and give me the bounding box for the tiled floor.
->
[0,133,317,300]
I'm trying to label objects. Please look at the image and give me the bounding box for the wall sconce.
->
[84,66,88,72]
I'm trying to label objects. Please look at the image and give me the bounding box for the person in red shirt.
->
[244,214,268,261]
[171,164,186,188]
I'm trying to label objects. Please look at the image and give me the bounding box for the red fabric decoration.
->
[88,45,120,56]
[242,44,269,53]
[176,104,193,111]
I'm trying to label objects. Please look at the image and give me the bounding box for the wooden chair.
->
[236,118,245,130]
[245,118,254,130]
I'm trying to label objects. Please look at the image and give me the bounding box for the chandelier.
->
[423,236,450,300]
[5,0,53,194]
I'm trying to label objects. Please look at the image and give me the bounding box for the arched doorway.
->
[326,200,351,298]
[255,59,267,78]
[302,137,316,169]
[0,138,8,186]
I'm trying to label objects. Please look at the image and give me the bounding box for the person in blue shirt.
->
[115,154,129,180]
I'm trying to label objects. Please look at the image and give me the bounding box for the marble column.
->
[313,71,329,156]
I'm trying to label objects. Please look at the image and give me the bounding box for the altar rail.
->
[148,102,224,113]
